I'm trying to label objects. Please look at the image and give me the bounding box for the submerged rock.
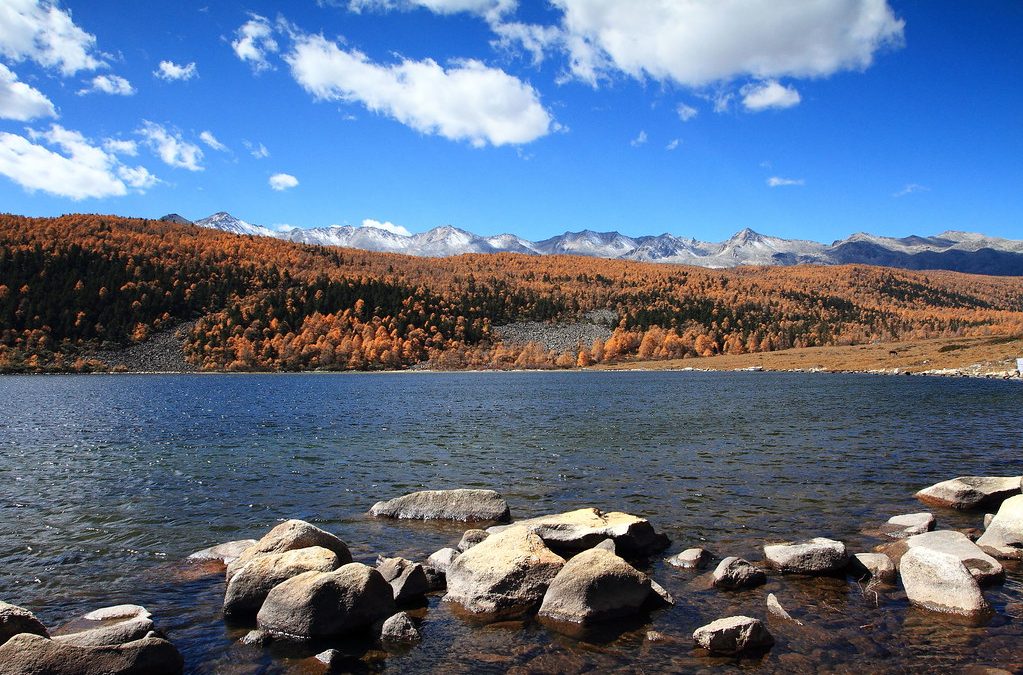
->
[370,489,511,523]
[881,513,936,539]
[915,476,1021,510]
[486,507,669,556]
[0,601,48,646]
[0,633,183,675]
[850,553,897,583]
[538,548,653,624]
[766,593,801,624]
[379,612,421,643]
[187,539,257,565]
[458,529,490,552]
[667,548,709,570]
[764,538,847,575]
[256,564,396,639]
[224,546,341,616]
[693,616,774,655]
[227,520,352,580]
[712,557,765,590]
[445,526,565,618]
[376,557,430,604]
[900,548,990,616]
[976,494,1023,559]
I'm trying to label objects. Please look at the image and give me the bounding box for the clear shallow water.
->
[0,371,1020,673]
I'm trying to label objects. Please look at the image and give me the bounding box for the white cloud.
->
[244,140,269,158]
[894,183,928,197]
[490,21,561,65]
[0,0,106,75]
[138,120,203,171]
[767,176,804,187]
[0,62,55,120]
[630,130,647,147]
[711,91,733,113]
[231,14,278,72]
[0,124,157,199]
[665,138,680,151]
[347,0,515,20]
[199,130,226,151]
[78,74,134,96]
[155,60,197,81]
[269,172,298,190]
[741,79,800,111]
[102,138,137,156]
[676,103,698,122]
[285,33,553,147]
[551,0,904,87]
[360,218,411,236]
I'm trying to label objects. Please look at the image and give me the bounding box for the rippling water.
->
[0,371,1020,673]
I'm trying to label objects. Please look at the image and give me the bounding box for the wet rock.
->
[256,563,396,639]
[187,539,257,565]
[850,553,897,583]
[538,548,652,624]
[458,529,490,552]
[0,601,48,646]
[766,593,801,624]
[379,612,421,643]
[370,489,511,523]
[692,616,774,655]
[486,507,669,556]
[900,547,990,616]
[915,476,1021,510]
[80,606,151,623]
[764,537,847,575]
[667,548,709,570]
[315,648,343,666]
[445,526,565,618]
[227,520,352,580]
[976,494,1023,560]
[240,629,270,645]
[52,605,157,648]
[593,539,616,553]
[712,557,766,590]
[0,633,183,675]
[892,530,1004,585]
[224,546,341,616]
[376,557,430,603]
[649,579,674,606]
[880,513,936,539]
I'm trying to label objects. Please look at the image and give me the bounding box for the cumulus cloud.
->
[676,103,698,122]
[78,74,134,96]
[285,33,553,147]
[0,124,157,199]
[102,138,137,156]
[0,0,106,75]
[269,172,298,190]
[630,130,647,147]
[741,80,800,111]
[490,21,562,65]
[767,176,805,187]
[155,60,197,81]
[894,183,928,197]
[0,62,56,120]
[361,218,411,236]
[550,0,904,87]
[347,0,515,20]
[137,120,203,171]
[199,130,227,151]
[231,14,278,72]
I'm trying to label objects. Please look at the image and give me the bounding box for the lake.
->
[0,371,1020,673]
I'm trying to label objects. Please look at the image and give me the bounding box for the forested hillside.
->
[1,214,1022,372]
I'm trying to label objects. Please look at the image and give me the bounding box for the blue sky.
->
[0,0,1020,243]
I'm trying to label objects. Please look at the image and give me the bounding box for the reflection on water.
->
[0,371,1020,673]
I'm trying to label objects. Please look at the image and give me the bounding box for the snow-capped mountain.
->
[175,212,1023,275]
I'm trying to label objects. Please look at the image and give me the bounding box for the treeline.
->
[1,213,1021,372]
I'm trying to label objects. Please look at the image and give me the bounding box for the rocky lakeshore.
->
[4,479,1022,673]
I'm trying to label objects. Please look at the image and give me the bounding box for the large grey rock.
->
[880,513,936,539]
[257,563,396,639]
[379,612,421,643]
[457,529,490,552]
[667,548,709,569]
[224,546,341,616]
[370,489,511,522]
[896,530,1004,584]
[0,601,48,646]
[538,548,652,624]
[445,526,565,618]
[376,557,430,603]
[764,538,847,574]
[486,507,669,556]
[900,547,990,616]
[693,616,774,655]
[850,553,897,583]
[187,539,257,565]
[227,520,351,580]
[52,605,155,648]
[0,633,183,675]
[977,494,1023,559]
[425,548,460,574]
[712,557,765,590]
[915,476,1021,510]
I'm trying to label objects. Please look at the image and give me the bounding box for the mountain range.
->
[168,212,1023,276]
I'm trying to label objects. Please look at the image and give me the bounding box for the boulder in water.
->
[880,513,936,539]
[379,612,421,643]
[187,539,257,565]
[227,520,351,580]
[850,553,897,583]
[376,557,430,604]
[900,548,990,617]
[538,548,653,624]
[0,633,183,675]
[764,538,847,575]
[486,508,669,556]
[976,494,1023,559]
[667,548,709,569]
[915,476,1021,510]
[693,616,774,655]
[712,557,765,590]
[0,601,48,646]
[370,489,511,523]
[224,546,341,616]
